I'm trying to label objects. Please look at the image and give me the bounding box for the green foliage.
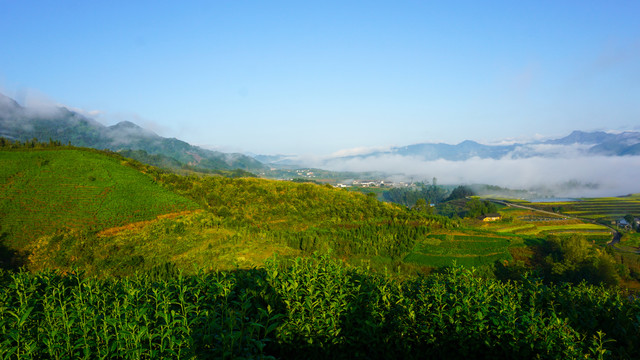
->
[412,198,433,214]
[519,195,640,224]
[403,234,516,267]
[0,149,199,249]
[542,234,621,286]
[464,198,498,218]
[1,256,638,359]
[383,183,449,207]
[445,185,475,201]
[119,148,259,177]
[153,174,457,232]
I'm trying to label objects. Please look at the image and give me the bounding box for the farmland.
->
[1,255,639,359]
[513,195,640,223]
[478,205,614,244]
[403,233,520,267]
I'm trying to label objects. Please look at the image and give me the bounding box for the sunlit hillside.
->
[0,148,200,251]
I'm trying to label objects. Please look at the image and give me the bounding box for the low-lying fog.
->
[310,148,640,198]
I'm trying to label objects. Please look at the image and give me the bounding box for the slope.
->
[0,148,200,251]
[0,93,265,171]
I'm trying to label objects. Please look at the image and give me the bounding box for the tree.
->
[446,186,474,201]
[413,198,433,214]
[624,214,636,230]
[464,198,497,218]
[543,234,620,286]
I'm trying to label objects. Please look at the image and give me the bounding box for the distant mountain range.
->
[256,130,640,168]
[0,94,265,172]
[3,93,639,174]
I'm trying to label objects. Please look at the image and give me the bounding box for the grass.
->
[495,224,536,233]
[620,232,640,248]
[26,211,304,276]
[403,233,517,267]
[519,223,611,235]
[0,149,199,249]
[476,207,613,242]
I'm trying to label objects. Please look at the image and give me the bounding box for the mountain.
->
[0,94,266,171]
[320,130,640,164]
[543,130,620,145]
[393,140,516,161]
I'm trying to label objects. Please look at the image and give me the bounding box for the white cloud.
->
[66,107,104,118]
[505,143,593,159]
[321,154,640,197]
[330,145,392,157]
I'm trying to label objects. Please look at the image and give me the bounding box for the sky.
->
[1,1,639,155]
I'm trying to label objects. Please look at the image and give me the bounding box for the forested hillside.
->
[0,93,265,172]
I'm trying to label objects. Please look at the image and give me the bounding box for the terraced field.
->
[523,195,640,222]
[478,206,615,244]
[518,223,611,235]
[403,233,519,267]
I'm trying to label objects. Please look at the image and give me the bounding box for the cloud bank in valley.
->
[316,146,640,197]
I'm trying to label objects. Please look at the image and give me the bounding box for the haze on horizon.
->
[1,1,639,155]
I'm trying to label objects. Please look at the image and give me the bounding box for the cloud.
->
[67,107,103,118]
[330,145,392,157]
[485,133,551,146]
[321,153,640,197]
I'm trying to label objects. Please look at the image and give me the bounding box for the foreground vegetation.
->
[1,255,639,359]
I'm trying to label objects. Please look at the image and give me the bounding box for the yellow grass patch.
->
[96,210,202,237]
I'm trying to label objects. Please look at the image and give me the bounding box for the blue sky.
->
[1,1,639,155]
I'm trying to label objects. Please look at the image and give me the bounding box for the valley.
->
[1,140,640,358]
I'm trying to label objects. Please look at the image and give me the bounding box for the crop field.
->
[520,195,640,222]
[476,207,614,243]
[2,255,638,359]
[0,150,199,248]
[495,224,536,233]
[518,223,611,235]
[403,234,518,267]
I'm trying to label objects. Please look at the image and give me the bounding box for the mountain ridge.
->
[0,94,265,172]
[256,130,640,168]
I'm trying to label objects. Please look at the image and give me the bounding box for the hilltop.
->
[0,93,265,172]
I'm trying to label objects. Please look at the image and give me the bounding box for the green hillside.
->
[0,144,461,275]
[0,149,200,250]
[21,170,459,276]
